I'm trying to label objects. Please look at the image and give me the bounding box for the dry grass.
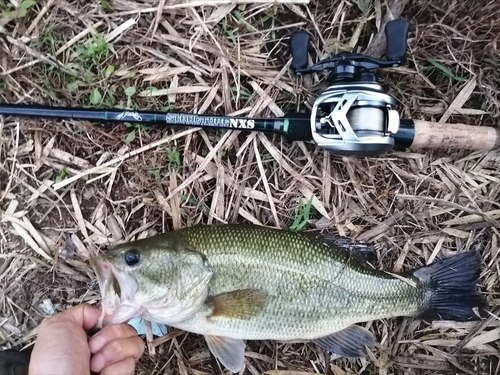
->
[1,0,499,374]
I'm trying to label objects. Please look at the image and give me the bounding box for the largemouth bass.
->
[90,224,486,373]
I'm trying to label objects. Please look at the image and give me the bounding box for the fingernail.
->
[91,353,106,373]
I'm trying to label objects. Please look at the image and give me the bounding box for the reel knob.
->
[385,19,411,62]
[289,31,312,71]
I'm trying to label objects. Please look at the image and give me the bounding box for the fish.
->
[90,224,486,373]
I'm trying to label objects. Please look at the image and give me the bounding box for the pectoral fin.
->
[313,325,375,358]
[205,335,246,373]
[206,289,267,320]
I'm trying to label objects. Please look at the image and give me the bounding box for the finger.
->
[89,323,139,354]
[100,358,136,375]
[29,304,101,375]
[49,303,102,331]
[90,336,145,373]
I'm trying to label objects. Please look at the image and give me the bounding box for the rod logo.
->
[230,119,255,129]
[164,113,230,127]
[116,111,143,121]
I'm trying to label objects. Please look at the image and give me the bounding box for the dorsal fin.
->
[307,232,377,267]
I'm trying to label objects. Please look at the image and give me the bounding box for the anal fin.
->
[205,335,246,373]
[313,325,375,358]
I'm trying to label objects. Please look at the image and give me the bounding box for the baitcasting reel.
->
[289,19,411,156]
[4,17,493,157]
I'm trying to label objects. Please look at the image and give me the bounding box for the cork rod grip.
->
[410,120,500,151]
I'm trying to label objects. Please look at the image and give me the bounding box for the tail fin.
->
[412,251,487,321]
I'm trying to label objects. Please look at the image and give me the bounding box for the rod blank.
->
[1,103,498,153]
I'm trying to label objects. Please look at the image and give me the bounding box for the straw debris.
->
[1,0,499,374]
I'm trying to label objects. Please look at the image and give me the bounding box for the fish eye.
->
[124,249,141,266]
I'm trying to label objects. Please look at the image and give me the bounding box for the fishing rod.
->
[0,20,498,157]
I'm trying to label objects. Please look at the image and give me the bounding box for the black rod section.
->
[0,103,275,131]
[393,119,415,149]
[0,103,313,142]
[1,103,416,148]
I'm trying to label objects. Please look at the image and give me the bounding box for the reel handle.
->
[289,18,410,76]
[289,31,312,70]
[397,120,500,151]
[385,19,411,62]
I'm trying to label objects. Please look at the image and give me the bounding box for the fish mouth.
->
[90,256,144,327]
[90,256,122,323]
[90,257,117,293]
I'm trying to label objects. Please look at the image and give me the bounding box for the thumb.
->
[56,303,102,331]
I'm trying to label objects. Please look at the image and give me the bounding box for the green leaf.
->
[162,104,175,112]
[89,88,102,105]
[2,8,27,18]
[76,35,108,66]
[165,147,181,170]
[66,80,86,92]
[99,0,114,11]
[124,86,136,97]
[104,65,115,78]
[3,0,35,18]
[260,14,272,23]
[357,0,372,14]
[20,0,36,9]
[54,169,68,183]
[230,86,252,101]
[289,197,313,232]
[180,193,199,205]
[143,87,157,97]
[427,59,467,82]
[233,9,244,23]
[232,9,256,32]
[148,169,160,177]
[125,129,136,143]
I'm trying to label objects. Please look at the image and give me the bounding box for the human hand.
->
[28,303,144,375]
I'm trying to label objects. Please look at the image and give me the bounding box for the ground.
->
[0,0,499,374]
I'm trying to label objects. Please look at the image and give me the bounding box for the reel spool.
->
[289,19,411,157]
